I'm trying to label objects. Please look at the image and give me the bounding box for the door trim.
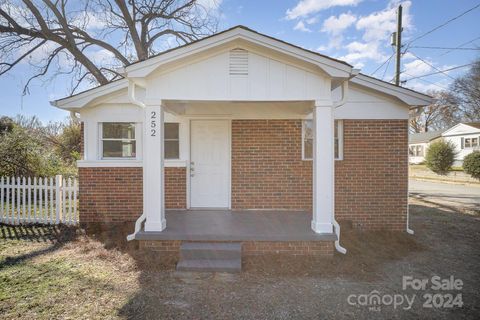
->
[188,119,231,209]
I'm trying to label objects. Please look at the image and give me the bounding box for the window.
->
[303,120,342,160]
[409,145,424,157]
[101,123,136,158]
[164,123,179,159]
[462,137,479,149]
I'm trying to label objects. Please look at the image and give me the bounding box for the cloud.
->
[332,1,413,70]
[402,58,432,78]
[286,0,363,20]
[321,13,357,35]
[338,41,388,64]
[294,21,312,32]
[356,1,412,42]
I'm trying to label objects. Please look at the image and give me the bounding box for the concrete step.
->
[180,242,242,261]
[176,258,242,273]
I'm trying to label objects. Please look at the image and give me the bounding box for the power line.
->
[402,72,449,91]
[404,3,480,50]
[370,52,395,76]
[407,51,456,80]
[409,46,480,50]
[439,36,480,56]
[402,63,474,81]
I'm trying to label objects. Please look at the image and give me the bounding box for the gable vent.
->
[229,48,248,76]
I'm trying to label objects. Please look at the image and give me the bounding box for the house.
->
[51,26,431,264]
[442,122,480,165]
[409,123,480,165]
[408,130,444,164]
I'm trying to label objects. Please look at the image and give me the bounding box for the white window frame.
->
[99,122,140,160]
[302,119,343,161]
[164,122,180,160]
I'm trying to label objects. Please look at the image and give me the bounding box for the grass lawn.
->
[1,199,479,319]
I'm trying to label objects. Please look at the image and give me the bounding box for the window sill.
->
[77,159,188,168]
[302,158,343,161]
[77,160,142,167]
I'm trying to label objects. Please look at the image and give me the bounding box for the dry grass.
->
[1,200,479,319]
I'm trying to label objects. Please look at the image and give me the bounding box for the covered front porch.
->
[134,210,337,242]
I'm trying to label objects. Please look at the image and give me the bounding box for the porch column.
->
[143,102,166,232]
[312,99,334,233]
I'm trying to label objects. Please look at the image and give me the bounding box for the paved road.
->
[409,179,480,212]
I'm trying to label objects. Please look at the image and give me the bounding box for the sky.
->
[0,0,479,123]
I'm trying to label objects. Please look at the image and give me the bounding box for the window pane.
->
[334,138,339,159]
[165,123,179,140]
[304,138,313,159]
[103,123,135,139]
[304,120,313,139]
[472,138,478,147]
[465,138,471,148]
[103,140,136,158]
[165,140,179,159]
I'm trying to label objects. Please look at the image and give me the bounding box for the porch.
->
[134,210,337,242]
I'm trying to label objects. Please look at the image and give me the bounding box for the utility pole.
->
[393,4,403,86]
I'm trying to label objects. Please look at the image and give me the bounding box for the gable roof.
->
[442,122,480,136]
[409,130,445,144]
[52,25,432,109]
[465,122,480,129]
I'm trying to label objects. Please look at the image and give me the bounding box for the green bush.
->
[425,140,456,175]
[463,151,480,179]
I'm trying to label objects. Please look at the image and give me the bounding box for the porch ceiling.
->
[163,100,313,117]
[134,210,337,241]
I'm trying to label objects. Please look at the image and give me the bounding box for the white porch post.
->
[312,99,334,233]
[143,103,166,232]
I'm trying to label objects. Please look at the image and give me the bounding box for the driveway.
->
[409,179,480,214]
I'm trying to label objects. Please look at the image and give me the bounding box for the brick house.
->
[52,26,431,261]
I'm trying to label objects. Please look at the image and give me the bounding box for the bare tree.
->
[449,57,480,122]
[0,0,219,94]
[409,90,460,133]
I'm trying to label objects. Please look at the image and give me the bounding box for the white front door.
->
[190,120,230,208]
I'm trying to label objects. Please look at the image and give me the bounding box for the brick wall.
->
[78,167,186,222]
[78,119,408,230]
[335,120,408,231]
[231,120,312,210]
[79,167,143,223]
[230,119,408,231]
[165,167,187,209]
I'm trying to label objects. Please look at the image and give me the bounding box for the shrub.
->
[463,151,480,179]
[425,140,456,175]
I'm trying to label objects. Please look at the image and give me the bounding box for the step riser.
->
[177,259,241,273]
[177,242,243,273]
[180,250,241,261]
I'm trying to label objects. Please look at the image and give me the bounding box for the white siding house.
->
[442,123,480,165]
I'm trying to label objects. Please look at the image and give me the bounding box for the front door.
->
[190,120,230,208]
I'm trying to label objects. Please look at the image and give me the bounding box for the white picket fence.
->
[0,175,78,225]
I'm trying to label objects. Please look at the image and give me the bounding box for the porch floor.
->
[134,210,337,241]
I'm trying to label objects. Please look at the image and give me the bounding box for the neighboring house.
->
[51,26,431,260]
[409,123,480,165]
[408,130,444,164]
[442,122,480,165]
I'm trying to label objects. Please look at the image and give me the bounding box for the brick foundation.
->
[139,240,334,256]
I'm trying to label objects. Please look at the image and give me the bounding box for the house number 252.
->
[150,111,157,137]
